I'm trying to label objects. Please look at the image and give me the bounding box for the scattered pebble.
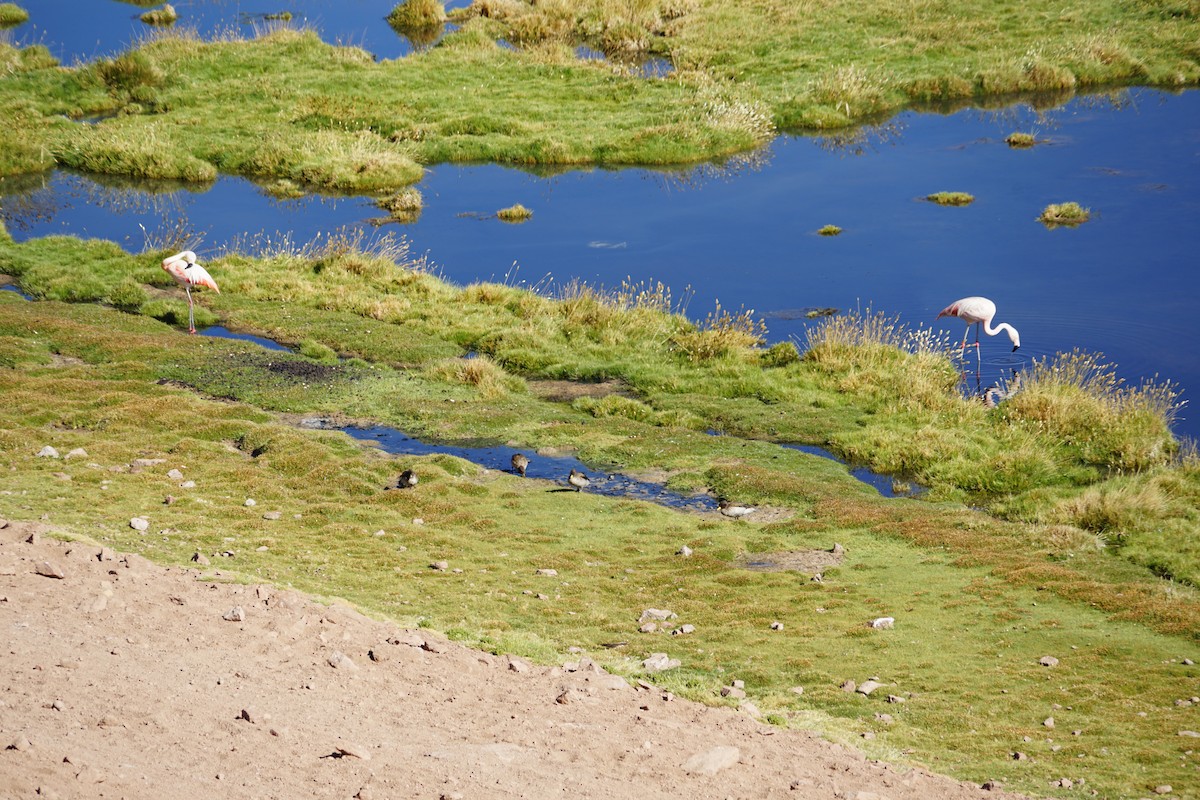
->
[36,446,59,459]
[244,499,257,507]
[535,568,558,577]
[431,561,449,571]
[222,606,245,622]
[868,617,894,630]
[1040,656,1059,668]
[192,552,210,566]
[328,651,357,671]
[1155,786,1173,795]
[1044,717,1055,729]
[335,743,371,760]
[129,517,150,532]
[770,621,784,631]
[857,680,883,696]
[720,686,746,700]
[64,448,88,459]
[640,608,677,622]
[840,680,857,693]
[7,735,31,751]
[262,511,282,521]
[677,545,693,557]
[167,469,184,480]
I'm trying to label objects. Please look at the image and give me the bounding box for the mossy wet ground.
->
[1,228,1199,797]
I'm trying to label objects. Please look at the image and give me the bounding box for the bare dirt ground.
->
[0,519,1024,800]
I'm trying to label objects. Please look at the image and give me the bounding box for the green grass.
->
[817,224,842,236]
[926,191,975,206]
[0,323,1197,799]
[1040,201,1092,227]
[0,1,1195,182]
[0,2,28,27]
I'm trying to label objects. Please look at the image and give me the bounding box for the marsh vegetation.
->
[1039,201,1092,227]
[0,223,1197,797]
[2,2,1199,796]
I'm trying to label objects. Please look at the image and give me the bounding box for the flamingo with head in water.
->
[161,250,219,334]
[937,296,1020,355]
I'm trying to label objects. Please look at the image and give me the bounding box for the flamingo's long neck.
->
[984,320,1019,347]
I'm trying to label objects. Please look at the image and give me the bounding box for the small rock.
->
[831,543,845,555]
[535,568,558,577]
[731,680,744,689]
[131,458,165,469]
[1182,658,1194,666]
[790,686,805,696]
[506,656,530,673]
[875,713,893,724]
[431,560,449,571]
[981,780,1002,791]
[841,680,857,693]
[222,606,245,622]
[640,608,677,622]
[720,686,746,700]
[1039,656,1059,667]
[240,707,262,724]
[180,480,196,489]
[98,547,116,562]
[163,495,176,505]
[857,679,883,696]
[886,695,906,704]
[36,446,60,459]
[1057,778,1073,789]
[739,700,761,717]
[860,731,876,740]
[770,621,784,631]
[868,617,895,629]
[1155,787,1172,795]
[639,622,657,633]
[167,469,184,480]
[1044,717,1055,729]
[7,735,32,751]
[129,517,150,532]
[244,499,257,507]
[642,653,681,673]
[677,545,693,557]
[1178,730,1200,738]
[328,651,358,671]
[35,561,65,579]
[681,745,740,776]
[671,624,696,636]
[412,518,424,526]
[1012,752,1027,761]
[262,511,282,521]
[192,552,210,566]
[64,448,88,459]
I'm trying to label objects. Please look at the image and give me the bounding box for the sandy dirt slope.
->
[0,519,1023,800]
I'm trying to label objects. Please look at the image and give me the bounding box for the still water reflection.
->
[1,88,1198,436]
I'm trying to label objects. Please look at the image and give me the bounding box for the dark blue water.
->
[338,423,721,511]
[4,90,1197,435]
[783,444,925,499]
[198,325,292,351]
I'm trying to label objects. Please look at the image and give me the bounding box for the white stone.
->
[868,617,895,629]
[681,746,740,776]
[167,469,184,480]
[129,517,150,532]
[36,446,60,459]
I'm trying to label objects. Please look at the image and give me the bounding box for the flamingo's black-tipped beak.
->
[1012,345,1020,352]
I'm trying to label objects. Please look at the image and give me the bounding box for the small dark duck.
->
[396,469,418,489]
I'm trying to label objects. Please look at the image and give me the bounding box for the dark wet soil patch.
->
[737,548,845,573]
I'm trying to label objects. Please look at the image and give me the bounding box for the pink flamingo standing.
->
[161,250,220,334]
[937,296,1020,357]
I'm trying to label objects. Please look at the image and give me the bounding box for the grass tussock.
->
[1039,201,1091,227]
[496,203,533,222]
[670,300,766,363]
[0,2,28,27]
[925,191,974,206]
[377,187,424,222]
[425,355,526,398]
[140,4,178,26]
[1005,131,1037,148]
[817,224,842,236]
[1000,350,1181,470]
